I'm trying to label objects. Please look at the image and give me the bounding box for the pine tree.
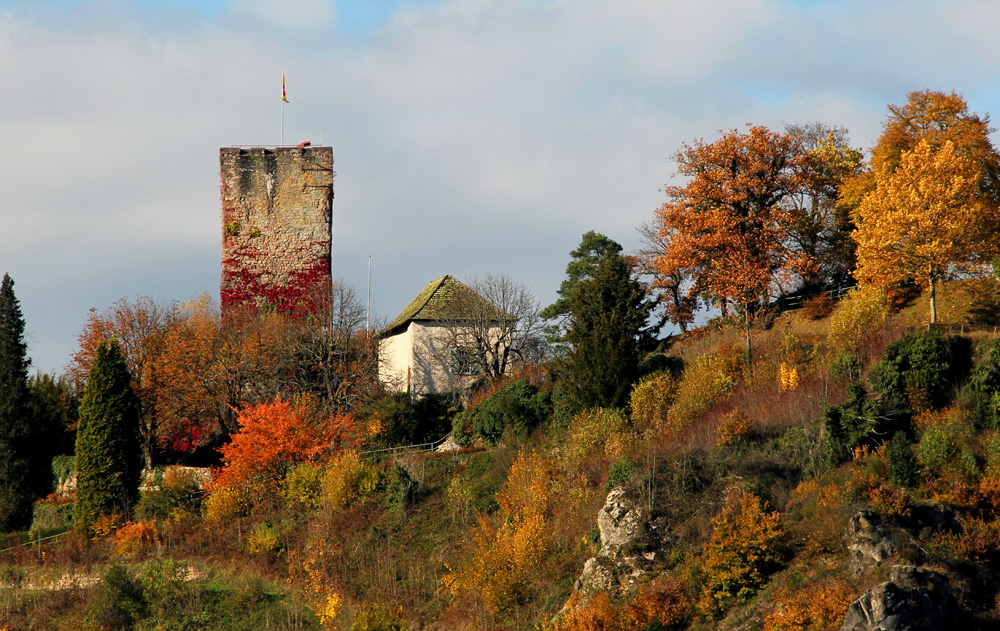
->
[0,273,33,531]
[562,253,652,413]
[541,231,624,347]
[74,340,142,534]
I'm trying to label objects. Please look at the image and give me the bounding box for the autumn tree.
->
[75,340,142,534]
[68,297,173,469]
[870,90,1000,190]
[854,139,1000,322]
[0,274,36,531]
[850,91,1000,322]
[637,220,701,333]
[654,125,803,367]
[700,488,784,618]
[206,397,356,518]
[157,294,295,449]
[784,123,865,290]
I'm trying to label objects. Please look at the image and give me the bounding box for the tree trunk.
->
[744,309,753,376]
[929,276,937,324]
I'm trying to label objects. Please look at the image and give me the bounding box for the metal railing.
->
[360,434,453,459]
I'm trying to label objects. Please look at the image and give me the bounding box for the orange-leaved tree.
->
[68,297,174,470]
[653,125,802,368]
[158,294,298,447]
[854,139,1000,322]
[871,90,1000,187]
[208,397,356,517]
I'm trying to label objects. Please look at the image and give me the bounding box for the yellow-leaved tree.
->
[854,139,1000,322]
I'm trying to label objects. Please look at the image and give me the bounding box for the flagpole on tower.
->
[281,72,288,146]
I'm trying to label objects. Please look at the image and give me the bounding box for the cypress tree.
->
[74,340,142,534]
[0,273,33,531]
[562,254,652,412]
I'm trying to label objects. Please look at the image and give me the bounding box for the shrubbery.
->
[827,288,889,354]
[699,488,785,618]
[452,378,550,445]
[667,349,741,436]
[867,333,965,419]
[962,338,1000,430]
[630,370,678,431]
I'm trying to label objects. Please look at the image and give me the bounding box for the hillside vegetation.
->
[4,88,1000,630]
[3,280,1000,630]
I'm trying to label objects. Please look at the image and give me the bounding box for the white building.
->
[378,275,512,397]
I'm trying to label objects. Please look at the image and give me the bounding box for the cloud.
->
[228,0,336,30]
[1,0,1000,372]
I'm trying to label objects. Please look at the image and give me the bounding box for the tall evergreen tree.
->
[0,273,33,531]
[74,340,142,534]
[561,253,653,413]
[541,231,624,347]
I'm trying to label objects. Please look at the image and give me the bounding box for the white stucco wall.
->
[379,323,415,393]
[379,321,485,397]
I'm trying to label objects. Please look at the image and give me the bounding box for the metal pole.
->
[367,256,372,332]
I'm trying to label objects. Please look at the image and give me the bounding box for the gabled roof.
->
[380,275,513,338]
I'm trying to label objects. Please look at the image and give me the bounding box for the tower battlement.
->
[220,146,334,317]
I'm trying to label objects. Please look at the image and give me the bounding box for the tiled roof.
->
[380,275,512,337]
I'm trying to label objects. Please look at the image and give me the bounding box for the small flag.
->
[282,73,288,103]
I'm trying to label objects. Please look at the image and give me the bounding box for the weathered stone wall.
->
[220,146,333,316]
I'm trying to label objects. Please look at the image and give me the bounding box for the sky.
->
[2,0,1000,374]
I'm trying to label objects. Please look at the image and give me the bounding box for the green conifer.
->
[0,273,33,531]
[74,340,142,534]
[562,254,652,412]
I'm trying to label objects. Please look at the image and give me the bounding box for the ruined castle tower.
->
[220,146,334,317]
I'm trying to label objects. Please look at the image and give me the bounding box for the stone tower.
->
[220,146,334,317]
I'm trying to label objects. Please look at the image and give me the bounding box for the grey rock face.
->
[597,487,648,553]
[846,510,895,572]
[840,566,959,631]
[560,487,660,615]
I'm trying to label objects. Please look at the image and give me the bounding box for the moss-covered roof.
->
[380,275,513,337]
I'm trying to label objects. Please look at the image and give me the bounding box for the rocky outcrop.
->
[597,487,649,553]
[846,511,895,572]
[567,487,669,608]
[840,565,960,631]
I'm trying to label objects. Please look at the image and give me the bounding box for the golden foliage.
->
[203,484,251,523]
[566,408,634,466]
[246,523,282,555]
[321,451,383,512]
[826,288,889,354]
[629,371,678,431]
[283,463,324,508]
[667,349,741,436]
[699,488,784,618]
[763,579,856,631]
[855,139,1000,321]
[498,451,554,521]
[315,592,343,630]
[779,363,800,392]
[443,450,569,616]
[112,520,161,557]
[444,513,548,614]
[716,410,754,448]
